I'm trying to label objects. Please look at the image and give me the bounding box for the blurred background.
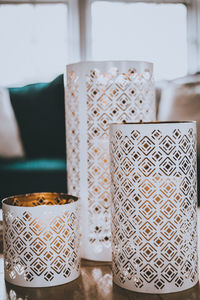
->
[0,0,196,85]
[1,0,200,205]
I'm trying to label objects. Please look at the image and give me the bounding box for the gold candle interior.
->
[3,192,78,207]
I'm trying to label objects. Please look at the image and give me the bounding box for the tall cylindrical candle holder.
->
[3,193,80,288]
[65,61,155,261]
[110,121,198,293]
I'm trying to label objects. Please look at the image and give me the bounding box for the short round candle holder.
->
[110,121,198,293]
[3,193,80,288]
[65,61,155,261]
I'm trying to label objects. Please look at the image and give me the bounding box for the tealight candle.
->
[109,121,198,293]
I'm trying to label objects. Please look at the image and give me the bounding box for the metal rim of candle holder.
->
[66,60,153,68]
[110,120,196,126]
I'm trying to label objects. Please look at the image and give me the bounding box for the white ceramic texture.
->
[65,61,155,261]
[110,122,198,293]
[3,194,80,287]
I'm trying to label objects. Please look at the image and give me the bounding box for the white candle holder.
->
[3,193,80,287]
[65,61,155,261]
[110,121,198,293]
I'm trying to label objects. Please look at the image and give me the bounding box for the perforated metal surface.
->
[110,122,198,293]
[3,193,80,287]
[66,61,155,261]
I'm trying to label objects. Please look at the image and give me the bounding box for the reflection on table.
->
[2,259,200,300]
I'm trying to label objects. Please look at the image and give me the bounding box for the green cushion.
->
[9,74,66,159]
[0,159,66,172]
[0,158,67,208]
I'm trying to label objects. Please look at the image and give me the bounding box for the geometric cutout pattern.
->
[110,122,198,293]
[3,195,80,287]
[66,63,155,260]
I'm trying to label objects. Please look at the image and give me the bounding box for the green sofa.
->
[0,74,67,207]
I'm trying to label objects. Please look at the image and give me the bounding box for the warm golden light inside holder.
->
[3,192,78,207]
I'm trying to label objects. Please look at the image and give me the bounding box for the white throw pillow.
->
[0,87,24,158]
